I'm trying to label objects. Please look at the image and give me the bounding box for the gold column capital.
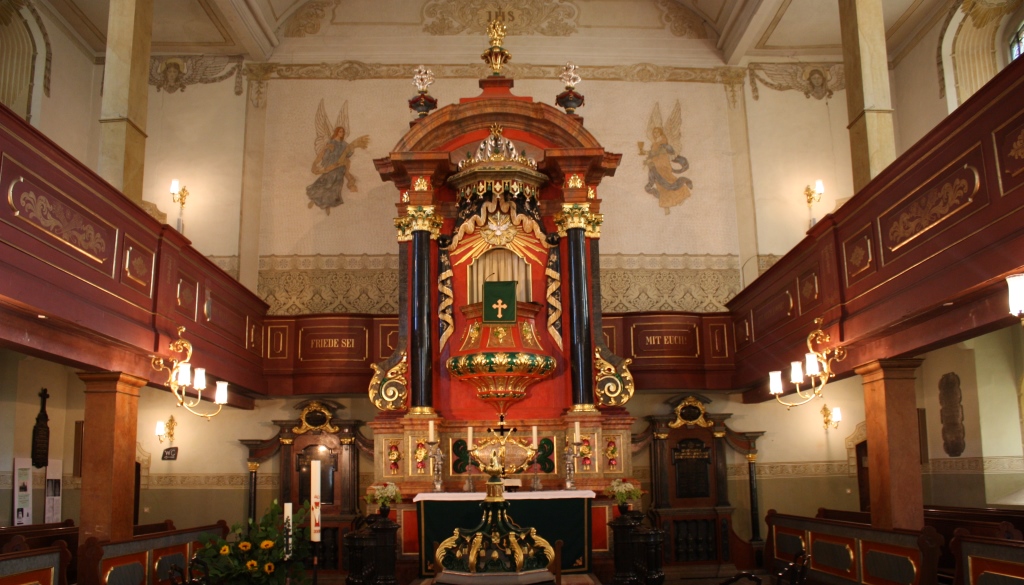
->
[745,453,757,463]
[247,461,260,472]
[554,202,601,237]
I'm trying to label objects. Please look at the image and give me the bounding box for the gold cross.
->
[492,299,508,319]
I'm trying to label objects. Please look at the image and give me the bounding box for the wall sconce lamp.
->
[805,180,824,228]
[769,317,847,409]
[156,415,177,444]
[1007,274,1024,321]
[170,179,189,234]
[821,404,841,429]
[151,326,228,420]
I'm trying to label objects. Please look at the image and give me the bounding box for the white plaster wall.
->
[891,15,951,155]
[143,79,247,257]
[744,79,854,255]
[957,327,1022,458]
[32,5,102,169]
[13,356,70,464]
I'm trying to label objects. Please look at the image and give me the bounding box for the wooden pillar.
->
[97,0,153,203]
[855,359,924,530]
[838,0,896,192]
[77,372,147,542]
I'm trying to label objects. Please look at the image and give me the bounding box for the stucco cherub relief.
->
[748,63,845,101]
[148,55,243,95]
[306,99,370,215]
[638,101,692,215]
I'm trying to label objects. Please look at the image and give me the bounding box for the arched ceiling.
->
[45,0,947,65]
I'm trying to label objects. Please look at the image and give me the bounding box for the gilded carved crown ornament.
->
[456,125,538,172]
[668,395,713,428]
[481,20,512,76]
[293,401,340,435]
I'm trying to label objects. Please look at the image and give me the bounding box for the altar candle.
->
[428,420,435,442]
[467,426,473,447]
[283,502,293,559]
[574,421,580,442]
[532,425,538,447]
[310,460,321,542]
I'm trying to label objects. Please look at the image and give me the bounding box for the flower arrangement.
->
[194,500,310,585]
[604,478,643,505]
[365,482,402,508]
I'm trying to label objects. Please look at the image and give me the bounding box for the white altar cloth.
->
[413,489,595,502]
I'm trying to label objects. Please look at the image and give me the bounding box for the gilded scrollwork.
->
[18,191,108,259]
[369,352,409,411]
[594,348,635,407]
[668,395,713,428]
[1010,128,1024,160]
[293,401,341,434]
[886,169,978,251]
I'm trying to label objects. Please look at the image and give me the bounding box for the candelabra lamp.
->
[768,317,846,409]
[150,326,228,419]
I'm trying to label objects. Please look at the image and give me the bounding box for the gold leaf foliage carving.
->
[369,352,409,411]
[886,171,976,250]
[1010,128,1024,160]
[18,191,108,258]
[422,0,579,36]
[594,349,634,407]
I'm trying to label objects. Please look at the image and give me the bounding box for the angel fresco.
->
[148,55,243,95]
[639,101,692,215]
[747,63,845,101]
[306,99,370,215]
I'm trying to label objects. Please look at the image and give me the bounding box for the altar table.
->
[413,490,595,576]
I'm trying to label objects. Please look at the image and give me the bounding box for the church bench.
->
[951,530,1024,585]
[78,521,227,585]
[0,522,75,550]
[767,510,942,584]
[0,541,70,585]
[926,505,1024,539]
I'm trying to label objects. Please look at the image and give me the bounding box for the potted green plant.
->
[604,479,643,513]
[365,482,402,517]
[194,500,310,585]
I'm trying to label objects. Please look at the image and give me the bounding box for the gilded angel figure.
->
[306,99,370,215]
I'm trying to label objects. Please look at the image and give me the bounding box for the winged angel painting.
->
[640,101,692,215]
[148,56,243,94]
[748,63,845,101]
[306,99,370,214]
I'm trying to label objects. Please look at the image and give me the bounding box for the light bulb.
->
[155,420,166,437]
[832,407,842,422]
[814,180,824,196]
[214,381,228,405]
[805,353,820,376]
[1007,274,1024,316]
[790,361,804,384]
[170,179,180,194]
[193,368,206,390]
[177,362,191,386]
[769,371,783,394]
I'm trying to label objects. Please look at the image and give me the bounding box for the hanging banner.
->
[13,458,32,525]
[44,459,62,523]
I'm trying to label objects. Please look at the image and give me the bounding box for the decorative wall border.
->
[723,456,1024,479]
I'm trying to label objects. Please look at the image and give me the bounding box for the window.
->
[1012,20,1024,61]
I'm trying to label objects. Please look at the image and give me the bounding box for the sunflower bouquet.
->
[195,500,311,585]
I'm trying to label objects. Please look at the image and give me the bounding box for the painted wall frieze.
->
[149,55,244,95]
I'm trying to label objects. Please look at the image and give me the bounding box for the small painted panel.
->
[120,236,154,296]
[152,545,187,585]
[0,567,53,585]
[592,505,610,551]
[459,322,483,351]
[265,325,290,360]
[773,527,806,560]
[706,322,729,359]
[970,557,1024,585]
[879,155,983,263]
[2,154,117,275]
[863,548,917,585]
[204,289,248,345]
[734,312,753,350]
[245,315,262,355]
[843,224,876,286]
[797,268,821,315]
[175,273,199,321]
[376,319,399,359]
[810,533,857,579]
[401,509,419,556]
[995,114,1024,196]
[629,320,700,360]
[752,285,795,335]
[298,325,369,362]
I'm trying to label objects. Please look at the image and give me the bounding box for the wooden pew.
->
[0,521,75,550]
[767,510,942,584]
[927,505,1024,539]
[951,530,1024,585]
[78,521,228,585]
[0,522,178,584]
[816,507,1023,581]
[0,541,70,585]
